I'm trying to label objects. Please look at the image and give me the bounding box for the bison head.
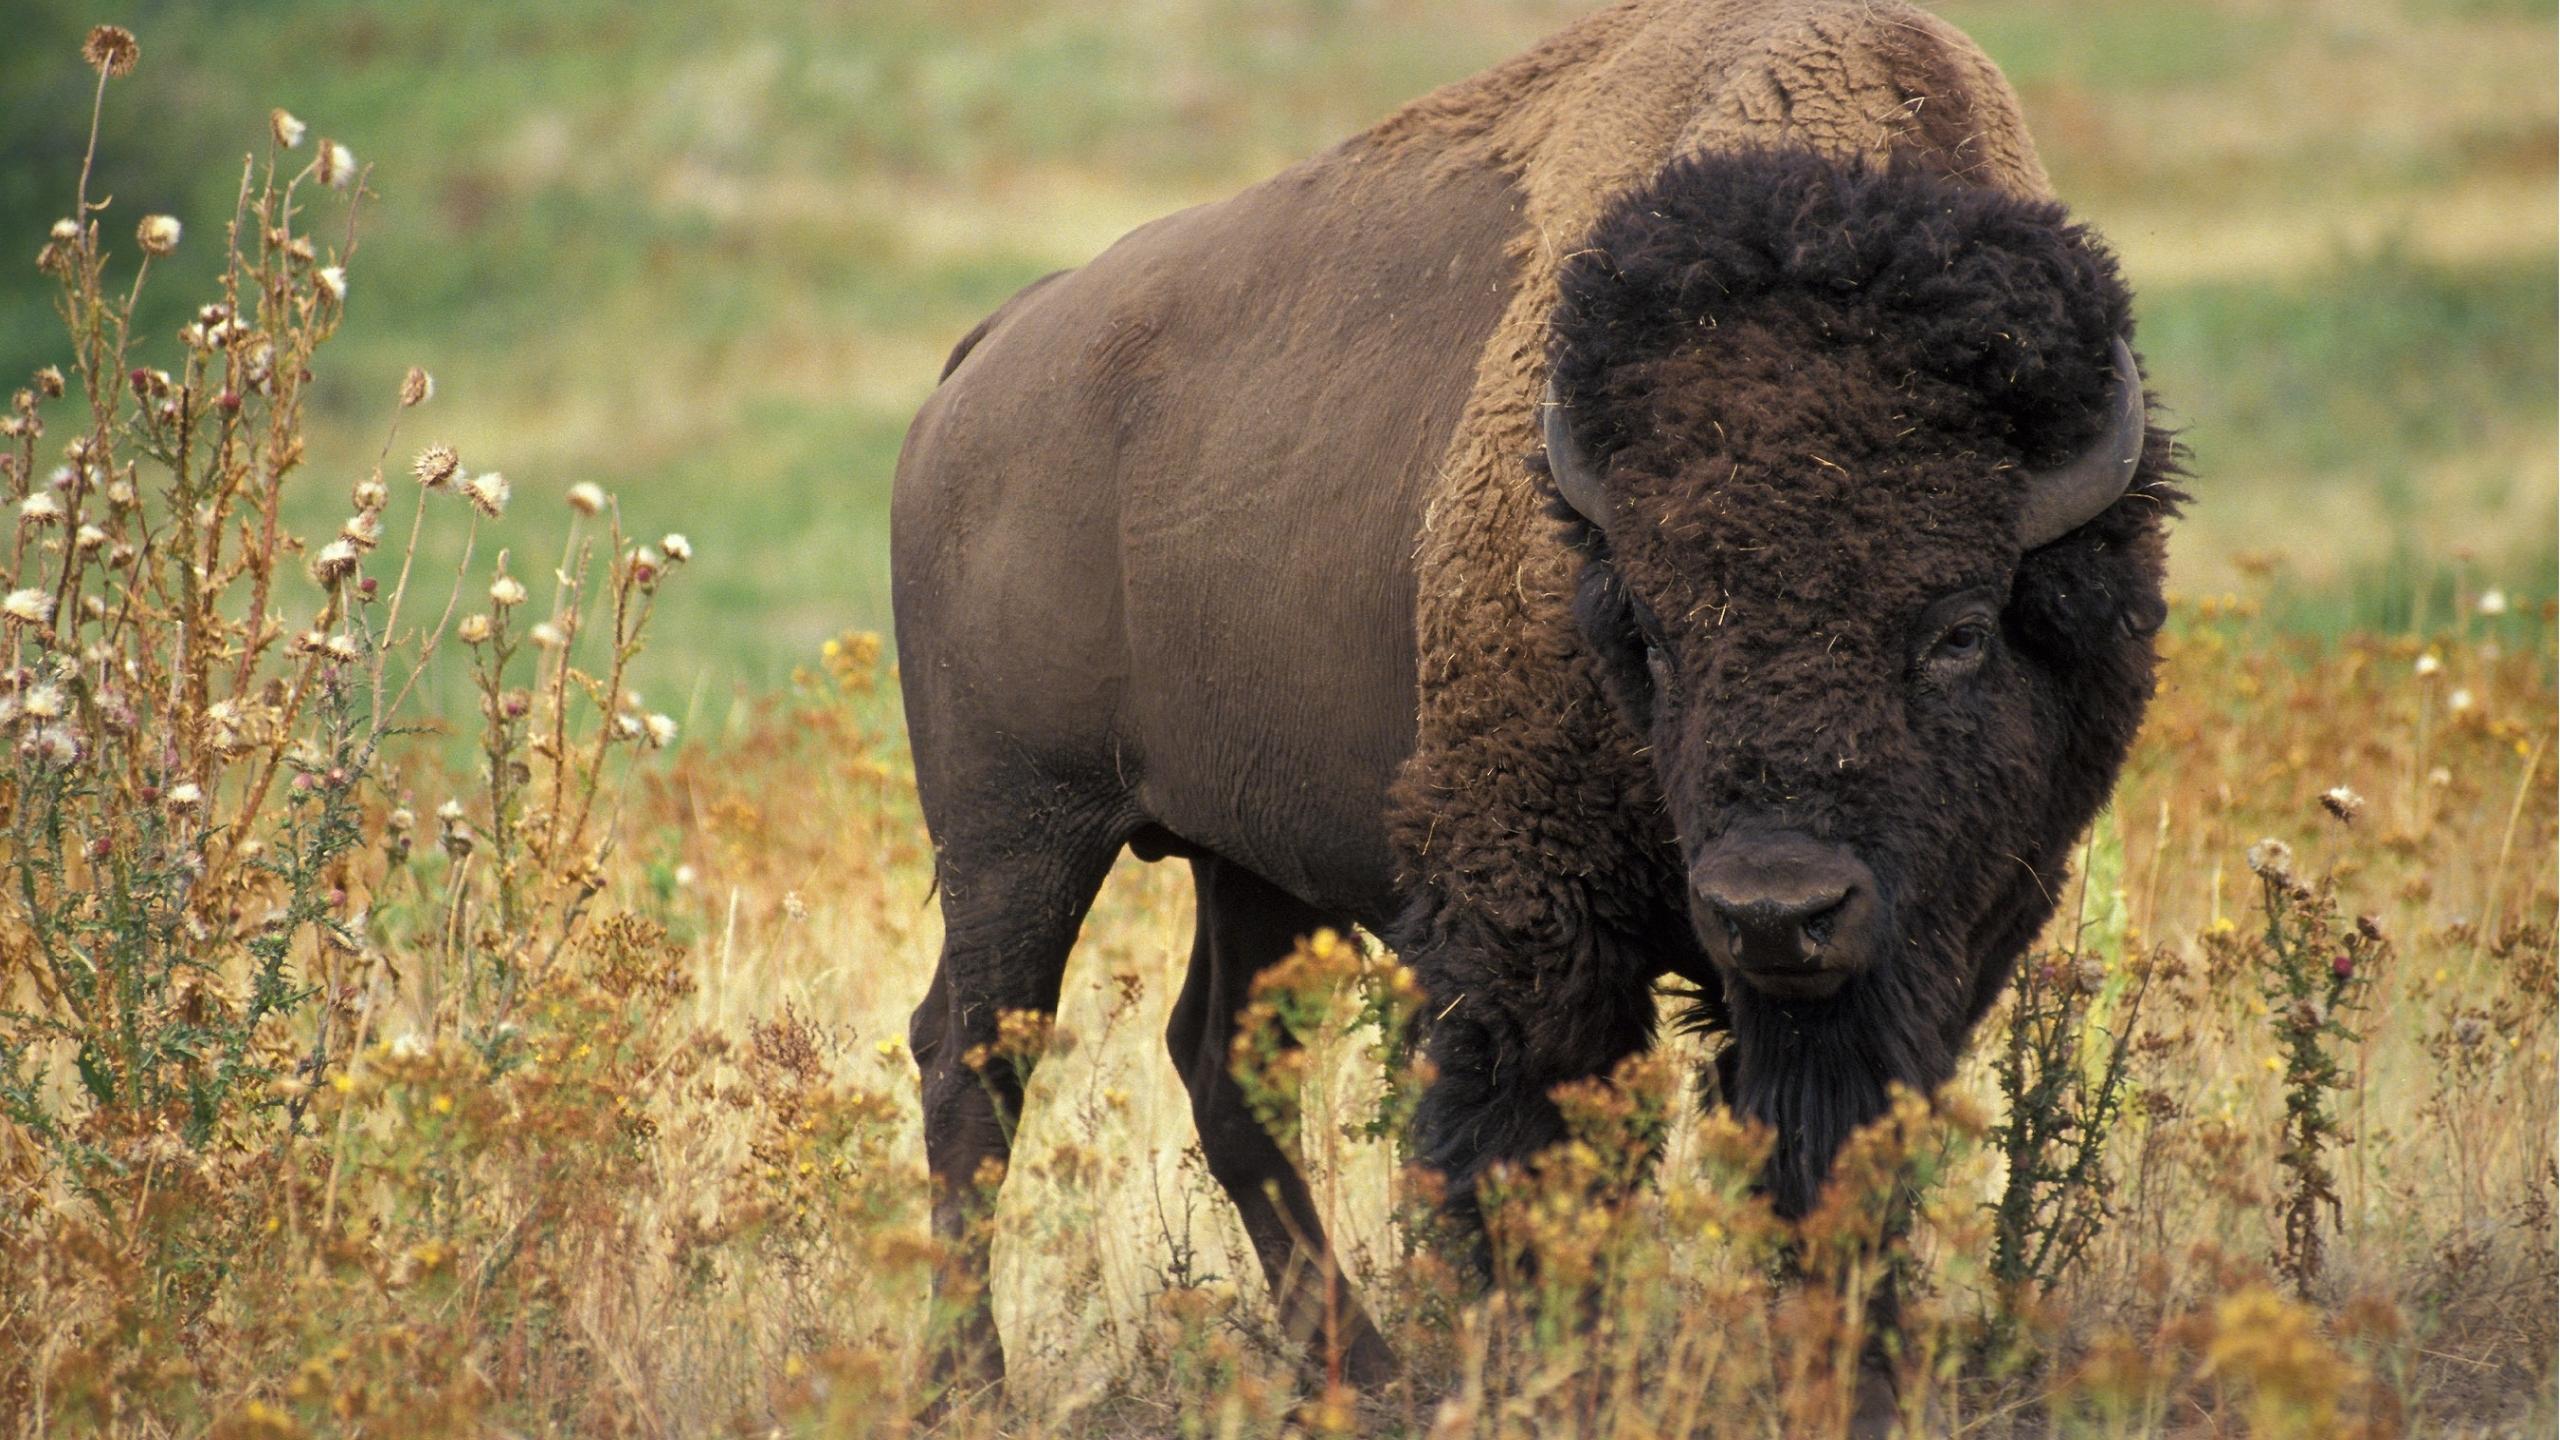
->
[1539,149,2177,1215]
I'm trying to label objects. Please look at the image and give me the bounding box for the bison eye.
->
[1933,620,1991,664]
[1913,590,2002,682]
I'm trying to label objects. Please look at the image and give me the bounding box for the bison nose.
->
[1691,833,1880,1001]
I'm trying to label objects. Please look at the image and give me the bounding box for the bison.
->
[891,0,2178,1405]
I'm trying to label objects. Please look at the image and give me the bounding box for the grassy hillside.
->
[3,0,2553,696]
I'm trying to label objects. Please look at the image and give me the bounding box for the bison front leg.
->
[1169,858,1394,1390]
[1402,907,1662,1285]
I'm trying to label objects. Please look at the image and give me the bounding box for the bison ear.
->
[1541,378,1612,525]
[2017,339,2146,550]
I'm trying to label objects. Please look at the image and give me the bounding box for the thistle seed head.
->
[2245,838,2295,885]
[3,588,55,625]
[311,540,360,586]
[462,470,509,518]
[135,215,182,257]
[317,140,357,190]
[411,445,459,489]
[83,25,139,78]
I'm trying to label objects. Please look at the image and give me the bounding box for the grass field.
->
[0,2,2553,1436]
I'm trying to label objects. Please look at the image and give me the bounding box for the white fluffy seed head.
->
[2245,838,2295,884]
[135,214,182,256]
[463,471,510,519]
[312,539,360,585]
[318,140,357,189]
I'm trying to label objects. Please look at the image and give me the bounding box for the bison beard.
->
[1723,971,1953,1219]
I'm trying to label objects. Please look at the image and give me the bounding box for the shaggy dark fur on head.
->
[1520,147,2182,1218]
[1547,149,2150,495]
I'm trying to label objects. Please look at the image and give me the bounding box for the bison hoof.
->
[1848,1354,1900,1440]
[1337,1326,1398,1391]
[918,1329,1005,1428]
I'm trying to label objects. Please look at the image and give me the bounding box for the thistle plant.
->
[0,27,693,1420]
[2243,833,2386,1296]
[1989,947,2152,1307]
[1,25,406,1195]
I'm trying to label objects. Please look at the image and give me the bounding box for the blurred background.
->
[6,0,2553,704]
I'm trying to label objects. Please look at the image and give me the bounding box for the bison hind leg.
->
[910,828,1122,1413]
[1167,855,1396,1391]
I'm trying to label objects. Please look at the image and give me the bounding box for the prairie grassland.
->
[21,599,2549,1436]
[0,5,2553,1439]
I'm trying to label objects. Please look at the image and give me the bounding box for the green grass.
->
[1949,0,2289,91]
[2142,247,2558,540]
[2,0,2551,700]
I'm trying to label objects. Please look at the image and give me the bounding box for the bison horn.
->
[2018,337,2147,550]
[1541,377,1611,524]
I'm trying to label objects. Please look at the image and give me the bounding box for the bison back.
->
[890,135,1523,924]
